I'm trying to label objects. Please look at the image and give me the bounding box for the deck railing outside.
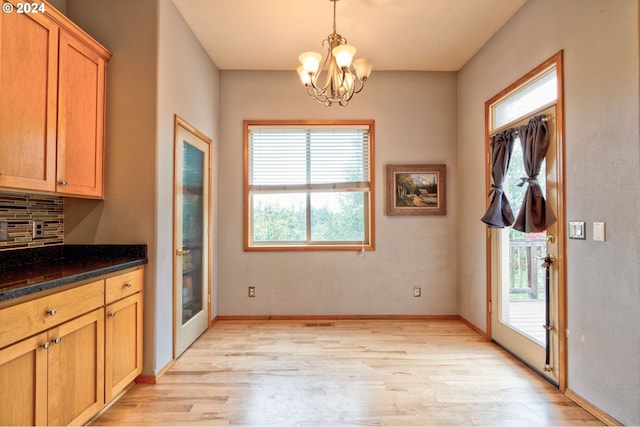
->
[509,238,546,299]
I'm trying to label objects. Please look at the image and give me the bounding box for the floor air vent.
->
[304,322,334,327]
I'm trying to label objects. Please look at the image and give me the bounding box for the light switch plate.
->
[568,221,586,239]
[593,222,606,241]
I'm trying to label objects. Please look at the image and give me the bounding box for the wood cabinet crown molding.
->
[4,0,111,59]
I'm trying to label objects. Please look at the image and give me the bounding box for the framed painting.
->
[386,164,446,215]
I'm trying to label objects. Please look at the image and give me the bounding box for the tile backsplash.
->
[0,192,64,251]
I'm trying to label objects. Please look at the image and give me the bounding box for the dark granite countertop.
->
[0,244,147,303]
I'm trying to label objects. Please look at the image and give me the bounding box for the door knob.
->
[535,253,556,262]
[176,248,191,256]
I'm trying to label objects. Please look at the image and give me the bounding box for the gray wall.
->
[65,0,159,376]
[156,0,219,369]
[218,71,459,316]
[64,0,219,376]
[456,0,640,424]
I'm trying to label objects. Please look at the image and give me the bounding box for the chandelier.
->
[297,0,373,107]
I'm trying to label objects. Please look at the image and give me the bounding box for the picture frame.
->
[386,164,446,216]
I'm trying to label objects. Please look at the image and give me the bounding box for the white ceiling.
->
[172,0,527,72]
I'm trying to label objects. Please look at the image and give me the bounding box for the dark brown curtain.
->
[481,128,517,228]
[513,115,556,232]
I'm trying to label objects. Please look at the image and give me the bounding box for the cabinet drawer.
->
[0,280,104,349]
[105,268,143,304]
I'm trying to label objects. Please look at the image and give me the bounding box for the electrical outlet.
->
[32,221,44,238]
[0,221,7,241]
[413,286,421,297]
[248,286,256,297]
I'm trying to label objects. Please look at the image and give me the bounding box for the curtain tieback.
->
[487,184,504,197]
[518,176,544,197]
[517,176,539,187]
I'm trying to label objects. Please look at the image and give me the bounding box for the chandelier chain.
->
[332,0,337,34]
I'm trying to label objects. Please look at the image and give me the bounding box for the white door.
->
[490,105,561,384]
[174,116,211,357]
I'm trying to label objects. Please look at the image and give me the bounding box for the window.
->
[244,120,375,251]
[491,65,557,130]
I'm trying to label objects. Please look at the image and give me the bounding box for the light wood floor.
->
[92,319,603,426]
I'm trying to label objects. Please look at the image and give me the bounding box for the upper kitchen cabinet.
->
[0,4,58,193]
[0,0,111,198]
[57,29,108,198]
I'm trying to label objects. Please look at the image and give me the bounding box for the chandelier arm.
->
[306,84,328,103]
[352,78,367,95]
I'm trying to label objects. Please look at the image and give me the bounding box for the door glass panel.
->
[499,138,547,345]
[181,142,204,325]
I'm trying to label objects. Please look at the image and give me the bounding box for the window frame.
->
[243,120,375,251]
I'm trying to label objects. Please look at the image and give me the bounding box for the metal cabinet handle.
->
[58,180,68,187]
[47,309,57,316]
[108,312,116,318]
[42,341,50,349]
[53,337,61,344]
[123,282,133,288]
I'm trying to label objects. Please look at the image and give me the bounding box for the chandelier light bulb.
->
[341,72,355,91]
[298,52,322,74]
[332,44,356,69]
[353,57,374,81]
[297,66,312,86]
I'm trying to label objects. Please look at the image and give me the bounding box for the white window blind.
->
[248,126,370,191]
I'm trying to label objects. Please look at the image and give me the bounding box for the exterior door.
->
[174,116,211,357]
[490,105,562,385]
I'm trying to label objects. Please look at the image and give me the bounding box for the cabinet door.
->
[57,30,106,198]
[0,4,58,192]
[47,309,105,426]
[0,333,48,426]
[105,292,143,401]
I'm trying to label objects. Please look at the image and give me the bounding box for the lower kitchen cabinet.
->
[47,308,105,426]
[105,291,143,401]
[0,266,144,426]
[0,333,47,426]
[0,309,104,426]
